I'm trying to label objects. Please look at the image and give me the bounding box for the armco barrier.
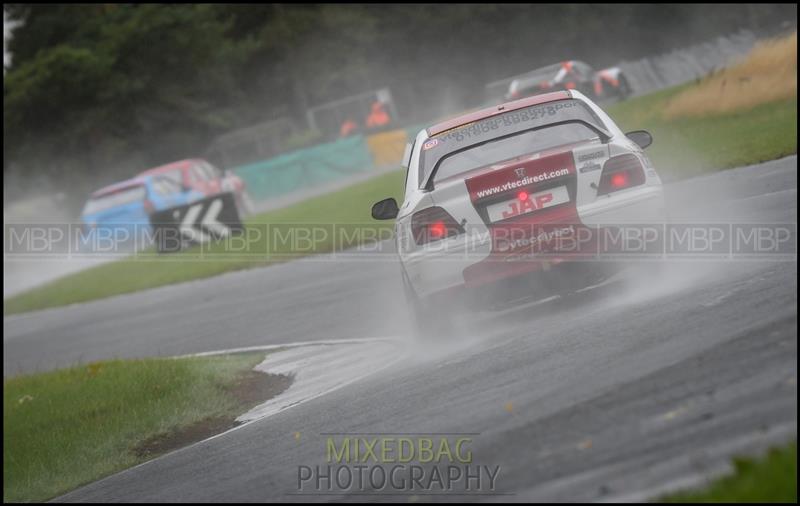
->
[232,134,374,201]
[619,29,759,97]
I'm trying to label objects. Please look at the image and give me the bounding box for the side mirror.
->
[625,130,653,149]
[371,198,399,220]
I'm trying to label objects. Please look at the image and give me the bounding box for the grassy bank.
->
[659,441,796,503]
[663,31,796,119]
[3,353,284,502]
[4,75,797,314]
[608,86,796,180]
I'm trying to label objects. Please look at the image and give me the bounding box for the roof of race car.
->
[138,158,204,176]
[426,90,572,137]
[90,177,149,197]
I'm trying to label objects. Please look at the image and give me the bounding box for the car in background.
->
[506,60,631,102]
[137,158,255,217]
[80,175,206,252]
[371,90,663,337]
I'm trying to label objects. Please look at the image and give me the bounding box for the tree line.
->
[3,3,795,205]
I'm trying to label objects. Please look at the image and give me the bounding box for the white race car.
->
[372,90,665,335]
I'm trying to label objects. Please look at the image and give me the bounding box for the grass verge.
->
[607,85,796,180]
[4,74,797,314]
[659,441,797,503]
[3,353,289,502]
[663,31,796,119]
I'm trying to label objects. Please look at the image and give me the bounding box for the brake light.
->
[411,207,464,245]
[429,220,446,239]
[517,190,529,202]
[597,154,646,195]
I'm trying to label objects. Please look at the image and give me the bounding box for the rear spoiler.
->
[423,119,612,190]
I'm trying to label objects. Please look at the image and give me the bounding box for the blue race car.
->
[80,174,205,253]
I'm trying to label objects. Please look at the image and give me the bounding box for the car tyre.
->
[616,74,632,100]
[401,267,454,341]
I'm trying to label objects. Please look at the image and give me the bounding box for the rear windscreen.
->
[83,186,146,215]
[420,99,605,185]
[158,169,184,185]
[151,176,182,196]
[434,123,599,183]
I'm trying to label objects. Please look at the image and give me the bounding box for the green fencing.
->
[232,134,374,201]
[231,123,431,202]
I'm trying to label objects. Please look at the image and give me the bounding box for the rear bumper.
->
[578,184,665,225]
[403,184,665,299]
[403,229,493,299]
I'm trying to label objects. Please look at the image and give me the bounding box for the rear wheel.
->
[615,74,632,100]
[401,267,454,341]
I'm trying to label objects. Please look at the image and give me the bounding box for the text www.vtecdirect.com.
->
[475,168,569,198]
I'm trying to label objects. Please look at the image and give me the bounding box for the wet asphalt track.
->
[4,156,798,501]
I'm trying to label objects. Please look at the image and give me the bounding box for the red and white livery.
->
[372,90,665,334]
[138,158,255,217]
